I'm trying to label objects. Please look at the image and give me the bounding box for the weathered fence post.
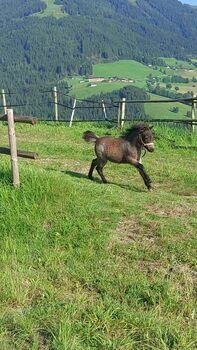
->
[69,98,77,127]
[2,89,7,114]
[191,95,196,133]
[121,98,126,129]
[7,109,20,188]
[53,86,58,121]
[117,101,121,128]
[102,100,107,120]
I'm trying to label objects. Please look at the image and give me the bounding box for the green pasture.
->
[62,59,197,121]
[65,76,191,120]
[160,82,197,95]
[160,57,196,70]
[65,77,132,99]
[93,60,163,80]
[145,94,191,119]
[35,0,66,18]
[163,68,197,81]
[0,121,196,349]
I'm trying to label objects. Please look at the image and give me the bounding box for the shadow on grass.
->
[62,170,145,192]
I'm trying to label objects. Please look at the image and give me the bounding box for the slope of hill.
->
[0,122,196,349]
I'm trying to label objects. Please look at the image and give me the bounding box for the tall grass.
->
[0,122,196,349]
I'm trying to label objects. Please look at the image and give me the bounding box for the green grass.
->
[35,0,67,18]
[160,57,196,70]
[160,83,197,95]
[62,59,196,121]
[65,77,191,120]
[145,93,190,119]
[93,60,163,80]
[162,68,197,83]
[0,122,196,349]
[65,77,132,99]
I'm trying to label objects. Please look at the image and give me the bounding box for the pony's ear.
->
[139,127,147,134]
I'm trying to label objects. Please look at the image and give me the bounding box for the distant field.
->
[175,68,197,80]
[65,77,132,99]
[62,59,196,120]
[160,82,197,95]
[65,82,191,121]
[93,60,163,80]
[145,94,190,120]
[35,0,66,18]
[160,57,196,70]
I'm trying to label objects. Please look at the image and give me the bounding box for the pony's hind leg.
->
[88,158,98,180]
[96,160,108,183]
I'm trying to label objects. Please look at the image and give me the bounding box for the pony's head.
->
[122,124,155,152]
[139,125,155,152]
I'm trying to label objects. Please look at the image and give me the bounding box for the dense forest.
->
[0,0,196,117]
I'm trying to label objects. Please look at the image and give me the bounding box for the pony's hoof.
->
[148,187,153,192]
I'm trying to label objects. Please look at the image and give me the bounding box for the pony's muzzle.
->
[144,143,155,152]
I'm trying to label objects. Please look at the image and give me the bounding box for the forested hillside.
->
[0,0,196,117]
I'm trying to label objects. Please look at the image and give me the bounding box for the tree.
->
[170,106,179,113]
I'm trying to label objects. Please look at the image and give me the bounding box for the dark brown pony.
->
[83,124,155,191]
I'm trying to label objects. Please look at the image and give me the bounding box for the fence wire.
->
[0,88,196,127]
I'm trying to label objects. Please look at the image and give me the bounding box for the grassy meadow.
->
[35,0,66,18]
[160,58,196,70]
[145,94,190,119]
[63,58,196,121]
[0,121,196,349]
[65,77,131,100]
[92,60,163,80]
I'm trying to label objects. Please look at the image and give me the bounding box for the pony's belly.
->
[107,154,127,163]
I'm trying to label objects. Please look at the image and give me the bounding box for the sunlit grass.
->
[35,0,67,18]
[160,57,196,70]
[0,122,196,349]
[93,60,163,80]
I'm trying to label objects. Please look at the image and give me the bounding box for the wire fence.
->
[0,87,197,130]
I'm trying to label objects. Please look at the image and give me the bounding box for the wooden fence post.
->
[7,109,20,188]
[121,98,126,129]
[69,98,77,127]
[102,100,107,120]
[117,102,121,128]
[2,89,7,114]
[191,95,196,133]
[53,86,58,121]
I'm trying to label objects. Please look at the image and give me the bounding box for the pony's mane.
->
[121,123,149,141]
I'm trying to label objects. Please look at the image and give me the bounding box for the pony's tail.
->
[83,130,98,144]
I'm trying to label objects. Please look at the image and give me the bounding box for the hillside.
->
[0,0,197,103]
[0,122,196,349]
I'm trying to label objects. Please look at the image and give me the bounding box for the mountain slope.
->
[0,0,196,116]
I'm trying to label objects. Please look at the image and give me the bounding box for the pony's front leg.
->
[128,158,153,191]
[136,163,153,191]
